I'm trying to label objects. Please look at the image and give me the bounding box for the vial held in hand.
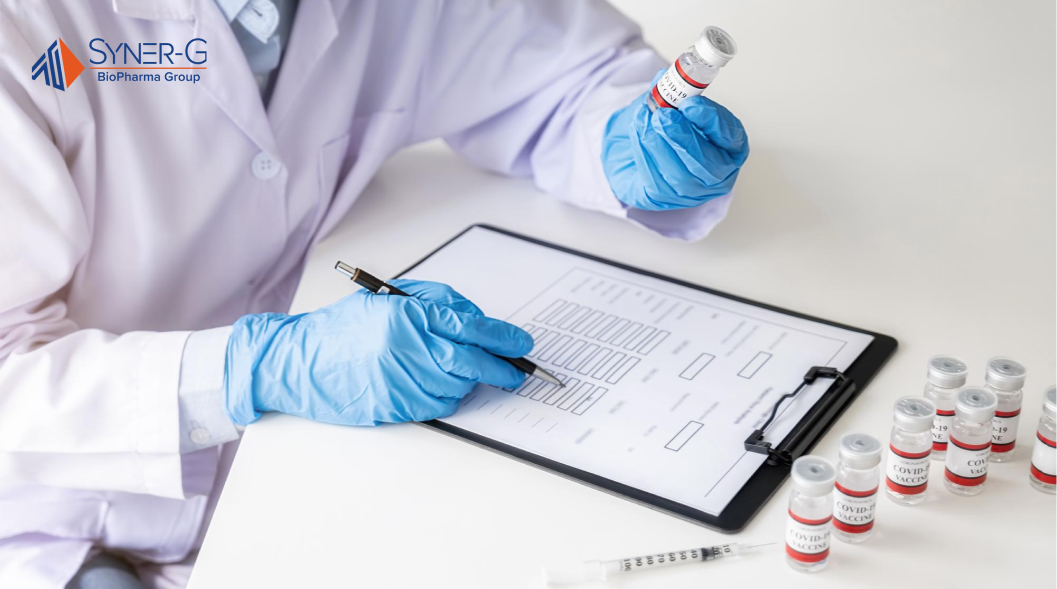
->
[984,357,1026,462]
[944,388,997,496]
[1029,386,1056,494]
[647,26,737,111]
[922,356,968,460]
[833,433,881,543]
[785,456,835,573]
[885,397,935,506]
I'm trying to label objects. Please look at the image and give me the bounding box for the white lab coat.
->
[0,0,731,586]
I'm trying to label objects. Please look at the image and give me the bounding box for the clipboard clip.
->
[744,366,854,466]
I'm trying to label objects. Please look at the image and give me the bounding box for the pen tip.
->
[536,370,563,387]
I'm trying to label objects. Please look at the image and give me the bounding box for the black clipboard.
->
[396,224,897,533]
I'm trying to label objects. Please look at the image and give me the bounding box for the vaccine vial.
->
[1029,386,1056,494]
[944,387,998,496]
[646,26,737,111]
[885,397,935,506]
[785,456,835,573]
[922,356,968,460]
[832,433,881,544]
[983,357,1026,462]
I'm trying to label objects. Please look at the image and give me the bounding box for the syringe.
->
[544,542,773,585]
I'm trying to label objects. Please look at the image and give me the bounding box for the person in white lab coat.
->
[0,0,748,587]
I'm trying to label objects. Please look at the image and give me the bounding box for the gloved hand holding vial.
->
[602,26,749,213]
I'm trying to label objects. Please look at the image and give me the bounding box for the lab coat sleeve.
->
[0,47,191,500]
[177,327,240,454]
[411,0,732,241]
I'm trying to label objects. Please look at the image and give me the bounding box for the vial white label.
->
[785,511,831,563]
[944,437,991,486]
[1031,431,1056,485]
[932,410,955,452]
[885,444,930,495]
[651,60,718,109]
[618,545,731,574]
[991,409,1021,455]
[833,482,878,534]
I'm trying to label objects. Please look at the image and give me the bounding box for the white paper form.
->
[402,228,874,515]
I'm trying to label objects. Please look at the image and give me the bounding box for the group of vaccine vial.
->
[785,356,1056,573]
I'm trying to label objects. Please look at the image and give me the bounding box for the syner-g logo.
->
[32,37,207,91]
[31,38,85,91]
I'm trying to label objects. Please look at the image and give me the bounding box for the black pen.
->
[334,261,564,388]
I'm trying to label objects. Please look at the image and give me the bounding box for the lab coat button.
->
[251,152,281,180]
[190,428,211,445]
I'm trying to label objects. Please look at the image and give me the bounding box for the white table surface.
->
[188,1,1056,587]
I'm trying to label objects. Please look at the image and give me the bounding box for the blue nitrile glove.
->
[602,70,749,211]
[223,279,533,426]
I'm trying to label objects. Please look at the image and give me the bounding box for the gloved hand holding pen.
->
[602,70,749,212]
[223,280,534,426]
